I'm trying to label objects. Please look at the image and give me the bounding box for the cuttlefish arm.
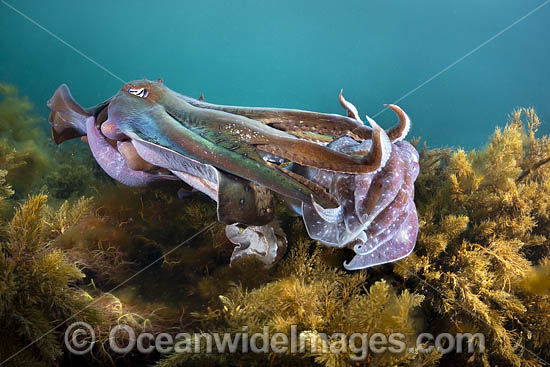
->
[179,91,411,144]
[107,90,338,209]
[178,93,374,140]
[158,84,392,175]
[384,104,411,142]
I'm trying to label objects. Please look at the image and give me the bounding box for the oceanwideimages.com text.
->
[66,322,485,361]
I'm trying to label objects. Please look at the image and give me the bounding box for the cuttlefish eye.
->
[127,87,148,98]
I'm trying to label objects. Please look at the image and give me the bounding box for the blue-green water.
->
[1,0,549,149]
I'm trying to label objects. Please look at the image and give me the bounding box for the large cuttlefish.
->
[47,79,418,270]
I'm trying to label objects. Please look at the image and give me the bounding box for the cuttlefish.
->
[47,79,418,269]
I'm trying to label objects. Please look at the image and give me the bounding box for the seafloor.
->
[0,83,549,367]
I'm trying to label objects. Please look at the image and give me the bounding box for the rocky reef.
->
[0,83,549,366]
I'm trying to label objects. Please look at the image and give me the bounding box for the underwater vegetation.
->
[156,226,437,367]
[0,194,102,366]
[0,83,50,196]
[398,108,550,366]
[0,83,549,367]
[0,192,175,367]
[0,83,110,204]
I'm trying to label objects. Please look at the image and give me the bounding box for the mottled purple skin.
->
[345,206,418,270]
[298,139,419,270]
[85,116,171,187]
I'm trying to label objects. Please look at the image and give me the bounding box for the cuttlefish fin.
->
[46,84,89,144]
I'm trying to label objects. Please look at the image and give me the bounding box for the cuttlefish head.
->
[100,79,170,141]
[46,81,176,186]
[122,78,165,102]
